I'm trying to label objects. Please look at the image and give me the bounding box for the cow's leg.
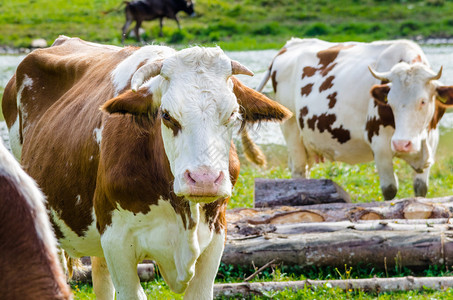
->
[373,146,398,200]
[121,20,132,43]
[174,16,181,30]
[280,116,309,178]
[413,167,430,197]
[91,256,115,300]
[101,235,146,300]
[183,231,225,300]
[159,18,164,37]
[134,21,143,42]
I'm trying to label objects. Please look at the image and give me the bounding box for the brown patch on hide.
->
[0,176,72,300]
[327,92,337,109]
[271,70,278,93]
[365,103,395,142]
[307,113,351,144]
[302,66,317,79]
[319,75,335,92]
[301,83,314,96]
[299,106,309,129]
[317,44,354,75]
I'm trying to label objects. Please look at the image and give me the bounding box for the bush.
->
[304,22,331,36]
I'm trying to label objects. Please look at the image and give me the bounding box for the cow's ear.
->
[231,76,292,123]
[101,88,157,117]
[370,84,390,106]
[436,86,453,107]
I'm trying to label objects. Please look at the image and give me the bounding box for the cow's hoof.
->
[382,184,397,200]
[414,178,427,197]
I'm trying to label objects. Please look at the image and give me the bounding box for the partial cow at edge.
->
[121,0,195,43]
[0,140,72,300]
[256,38,453,200]
[2,36,290,299]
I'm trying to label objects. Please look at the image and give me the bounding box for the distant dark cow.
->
[122,0,194,43]
[256,38,453,200]
[0,141,72,300]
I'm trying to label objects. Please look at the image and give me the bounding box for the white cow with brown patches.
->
[2,36,290,299]
[257,38,453,200]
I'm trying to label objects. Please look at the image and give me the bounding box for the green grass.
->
[2,0,453,50]
[230,141,453,208]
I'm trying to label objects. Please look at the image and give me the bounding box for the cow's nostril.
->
[184,170,196,184]
[214,171,224,184]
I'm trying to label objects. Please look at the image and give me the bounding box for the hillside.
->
[1,0,453,50]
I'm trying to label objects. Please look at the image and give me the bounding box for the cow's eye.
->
[162,111,171,121]
[226,110,239,124]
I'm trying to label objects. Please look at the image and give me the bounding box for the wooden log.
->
[222,228,453,269]
[214,276,453,297]
[72,263,155,282]
[227,218,453,237]
[254,178,351,208]
[227,196,453,225]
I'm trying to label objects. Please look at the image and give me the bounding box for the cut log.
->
[72,263,155,282]
[214,276,453,297]
[254,178,351,207]
[228,218,453,237]
[222,227,453,269]
[227,196,453,225]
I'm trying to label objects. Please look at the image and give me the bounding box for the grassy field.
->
[2,0,453,50]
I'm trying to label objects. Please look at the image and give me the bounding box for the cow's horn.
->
[131,60,164,92]
[231,60,254,76]
[368,66,390,82]
[429,66,443,81]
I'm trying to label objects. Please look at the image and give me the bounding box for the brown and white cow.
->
[256,38,453,200]
[2,36,290,299]
[0,139,72,300]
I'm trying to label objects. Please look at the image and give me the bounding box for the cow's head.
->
[369,62,453,154]
[182,0,195,16]
[103,47,290,203]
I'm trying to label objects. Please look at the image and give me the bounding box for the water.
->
[1,45,453,149]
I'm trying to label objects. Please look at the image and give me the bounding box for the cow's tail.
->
[241,127,267,167]
[239,68,273,167]
[101,1,128,15]
[61,250,88,280]
[256,68,271,93]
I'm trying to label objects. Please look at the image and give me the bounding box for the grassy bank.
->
[2,0,453,50]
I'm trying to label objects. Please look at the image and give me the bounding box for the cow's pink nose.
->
[184,169,224,196]
[392,140,413,153]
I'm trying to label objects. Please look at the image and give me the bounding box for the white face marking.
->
[154,47,240,201]
[111,46,176,96]
[75,195,82,205]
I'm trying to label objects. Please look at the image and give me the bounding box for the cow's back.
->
[3,37,134,240]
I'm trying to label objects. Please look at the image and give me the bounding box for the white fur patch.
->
[101,199,212,294]
[9,116,22,160]
[111,45,176,96]
[93,126,103,145]
[50,208,103,257]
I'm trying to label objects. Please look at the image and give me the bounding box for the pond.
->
[1,45,453,154]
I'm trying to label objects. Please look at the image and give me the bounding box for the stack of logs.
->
[74,178,453,296]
